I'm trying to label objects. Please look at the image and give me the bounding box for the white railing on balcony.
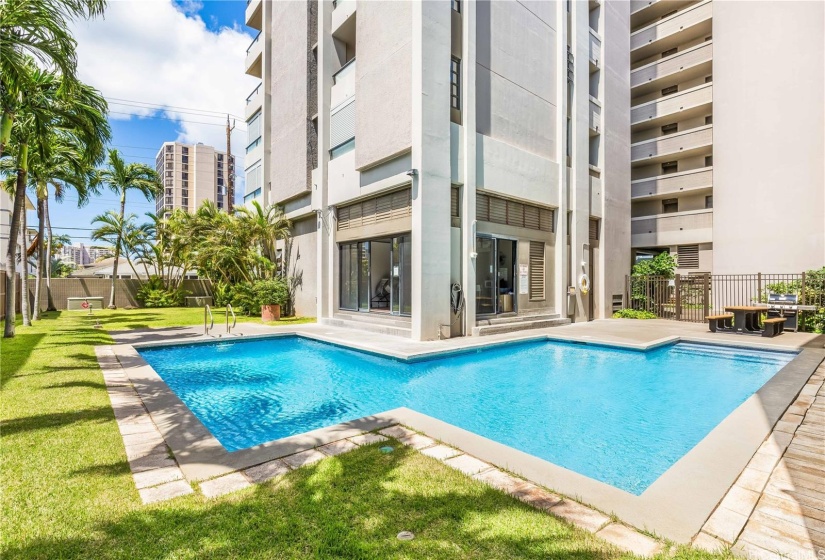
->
[631,41,712,89]
[631,1,712,52]
[631,209,713,246]
[631,124,713,163]
[588,29,601,67]
[331,59,356,110]
[631,83,712,126]
[631,167,713,199]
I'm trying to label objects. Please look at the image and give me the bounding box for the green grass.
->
[1,310,731,559]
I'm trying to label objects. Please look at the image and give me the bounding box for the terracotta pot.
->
[261,304,280,321]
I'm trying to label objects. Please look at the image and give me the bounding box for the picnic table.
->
[724,305,768,334]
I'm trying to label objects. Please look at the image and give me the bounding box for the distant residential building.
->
[154,141,235,214]
[87,246,113,263]
[57,243,91,267]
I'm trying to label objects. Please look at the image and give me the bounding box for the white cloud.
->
[71,0,259,176]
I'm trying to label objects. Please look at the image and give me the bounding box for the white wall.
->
[712,1,824,274]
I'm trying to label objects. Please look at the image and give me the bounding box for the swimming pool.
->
[138,337,794,495]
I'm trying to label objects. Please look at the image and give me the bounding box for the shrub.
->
[612,309,657,320]
[229,281,258,316]
[212,281,233,307]
[136,276,188,308]
[253,278,289,307]
[632,252,677,278]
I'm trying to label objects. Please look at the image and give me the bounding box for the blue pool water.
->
[138,337,794,494]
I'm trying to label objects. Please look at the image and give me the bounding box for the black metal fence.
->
[626,272,825,331]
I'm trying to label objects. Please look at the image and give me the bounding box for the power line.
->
[106,96,242,119]
[108,100,245,122]
[108,110,247,130]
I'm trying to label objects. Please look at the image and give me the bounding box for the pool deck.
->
[101,318,825,556]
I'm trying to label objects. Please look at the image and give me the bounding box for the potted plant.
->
[253,279,289,321]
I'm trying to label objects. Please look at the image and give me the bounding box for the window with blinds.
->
[677,245,699,269]
[451,188,459,218]
[589,218,600,241]
[330,99,355,149]
[529,242,546,301]
[337,189,412,231]
[476,193,553,232]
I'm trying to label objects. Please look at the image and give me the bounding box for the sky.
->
[39,0,258,247]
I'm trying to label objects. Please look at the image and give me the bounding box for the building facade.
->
[243,0,631,340]
[154,142,235,214]
[57,243,91,267]
[629,0,824,274]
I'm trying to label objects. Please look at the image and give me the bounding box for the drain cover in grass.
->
[380,446,394,454]
[397,531,415,541]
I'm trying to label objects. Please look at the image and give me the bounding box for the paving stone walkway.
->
[694,363,825,559]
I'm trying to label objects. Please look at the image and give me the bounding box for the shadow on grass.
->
[2,445,632,560]
[1,406,114,438]
[45,380,107,391]
[0,332,47,388]
[69,460,130,480]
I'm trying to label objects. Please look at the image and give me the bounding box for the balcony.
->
[589,29,601,70]
[245,31,262,78]
[590,175,603,218]
[631,83,712,131]
[631,209,713,247]
[332,0,356,38]
[246,136,263,166]
[589,97,601,136]
[245,0,262,31]
[631,124,712,166]
[631,166,712,200]
[631,41,712,96]
[331,58,356,110]
[631,1,712,62]
[630,0,695,30]
[245,83,263,120]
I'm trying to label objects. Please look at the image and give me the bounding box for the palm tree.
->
[0,0,107,155]
[91,210,136,287]
[236,200,291,270]
[93,150,160,308]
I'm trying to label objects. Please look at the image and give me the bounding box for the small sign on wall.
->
[519,264,529,295]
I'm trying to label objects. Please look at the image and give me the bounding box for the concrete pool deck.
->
[100,318,825,554]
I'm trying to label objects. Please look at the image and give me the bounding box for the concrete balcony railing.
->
[245,82,263,121]
[631,41,712,95]
[631,124,713,165]
[589,29,602,69]
[631,0,712,61]
[590,175,603,218]
[631,166,713,200]
[246,136,263,166]
[631,209,713,247]
[245,0,262,31]
[331,58,356,110]
[630,0,695,30]
[245,31,262,78]
[631,83,712,129]
[589,97,601,135]
[332,0,356,37]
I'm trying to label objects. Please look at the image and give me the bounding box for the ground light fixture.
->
[396,531,415,541]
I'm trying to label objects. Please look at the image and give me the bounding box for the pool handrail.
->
[204,305,214,335]
[226,304,237,334]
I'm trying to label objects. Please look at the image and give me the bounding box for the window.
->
[450,57,461,111]
[452,0,460,13]
[589,218,600,241]
[661,85,678,96]
[677,245,699,269]
[705,115,713,125]
[662,198,678,213]
[529,242,546,301]
[450,188,459,218]
[476,193,553,232]
[661,47,678,58]
[705,195,713,209]
[247,111,262,148]
[662,161,678,174]
[661,123,678,135]
[337,189,412,231]
[705,155,713,167]
[181,146,189,154]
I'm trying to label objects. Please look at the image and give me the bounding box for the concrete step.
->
[478,313,560,326]
[471,317,571,336]
[322,317,412,339]
[333,312,412,328]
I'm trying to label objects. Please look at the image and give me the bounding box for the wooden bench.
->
[761,317,786,338]
[706,314,734,332]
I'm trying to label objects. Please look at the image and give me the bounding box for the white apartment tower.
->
[155,142,236,214]
[244,0,631,340]
[629,0,824,274]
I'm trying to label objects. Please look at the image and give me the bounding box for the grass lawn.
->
[1,309,729,559]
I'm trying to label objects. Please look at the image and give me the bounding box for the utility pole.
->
[225,115,236,212]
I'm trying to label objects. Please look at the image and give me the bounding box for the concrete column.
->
[554,1,570,319]
[411,0,452,341]
[460,0,477,334]
[315,0,335,321]
[261,0,272,207]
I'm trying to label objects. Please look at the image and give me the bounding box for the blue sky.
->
[43,0,255,248]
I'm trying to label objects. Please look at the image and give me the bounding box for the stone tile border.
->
[694,364,825,559]
[96,346,193,504]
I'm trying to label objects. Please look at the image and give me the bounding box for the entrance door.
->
[476,237,496,315]
[358,242,370,311]
[340,236,411,316]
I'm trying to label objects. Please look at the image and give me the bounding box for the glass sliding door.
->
[358,242,370,311]
[390,235,412,316]
[340,235,412,316]
[475,237,496,315]
[339,243,359,310]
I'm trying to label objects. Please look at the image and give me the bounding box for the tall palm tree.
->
[236,200,291,271]
[90,210,136,285]
[2,64,108,337]
[0,0,107,155]
[93,150,159,307]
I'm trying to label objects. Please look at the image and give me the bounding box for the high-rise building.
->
[243,0,631,340]
[154,142,235,214]
[57,243,91,267]
[629,0,824,274]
